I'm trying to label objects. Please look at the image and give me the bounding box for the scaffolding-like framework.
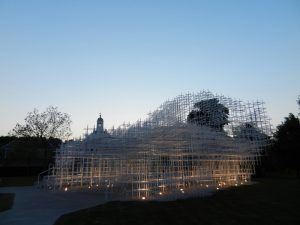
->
[41,91,271,200]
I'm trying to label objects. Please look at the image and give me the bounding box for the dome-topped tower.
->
[96,113,104,133]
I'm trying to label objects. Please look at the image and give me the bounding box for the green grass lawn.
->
[0,176,36,187]
[54,177,300,225]
[0,193,15,212]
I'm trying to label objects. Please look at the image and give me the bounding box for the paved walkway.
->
[0,186,109,225]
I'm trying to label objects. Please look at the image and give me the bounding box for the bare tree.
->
[12,106,72,139]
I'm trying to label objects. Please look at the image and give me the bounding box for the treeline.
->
[261,113,300,176]
[0,136,61,176]
[0,106,70,177]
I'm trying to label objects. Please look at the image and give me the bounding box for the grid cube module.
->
[40,91,272,200]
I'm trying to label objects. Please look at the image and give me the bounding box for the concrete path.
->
[0,186,110,225]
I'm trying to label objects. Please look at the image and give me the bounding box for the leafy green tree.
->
[187,98,229,131]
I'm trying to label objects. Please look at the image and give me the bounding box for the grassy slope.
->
[0,176,36,187]
[0,193,15,212]
[54,178,300,225]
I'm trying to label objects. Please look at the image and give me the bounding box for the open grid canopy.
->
[39,91,271,200]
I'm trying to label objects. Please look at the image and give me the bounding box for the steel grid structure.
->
[40,91,271,200]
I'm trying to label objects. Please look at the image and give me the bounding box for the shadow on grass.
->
[0,176,36,187]
[54,177,300,225]
[0,193,15,212]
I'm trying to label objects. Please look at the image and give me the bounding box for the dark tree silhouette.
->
[0,136,17,148]
[234,122,268,142]
[2,137,62,175]
[297,95,300,107]
[187,98,229,131]
[271,113,300,175]
[12,106,72,139]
